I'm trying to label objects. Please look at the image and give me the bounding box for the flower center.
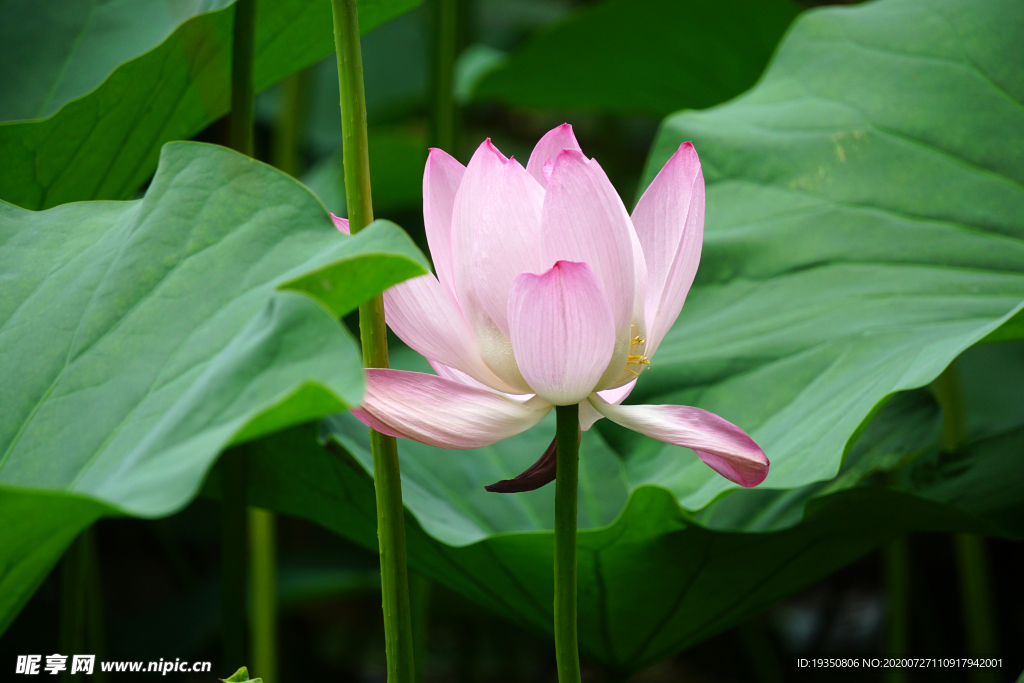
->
[624,327,650,377]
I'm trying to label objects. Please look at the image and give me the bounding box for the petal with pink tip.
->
[423,148,465,296]
[541,150,636,338]
[508,261,615,406]
[384,274,519,394]
[451,140,546,334]
[631,143,704,359]
[449,140,545,391]
[330,213,350,235]
[526,123,582,186]
[352,369,551,449]
[588,396,769,487]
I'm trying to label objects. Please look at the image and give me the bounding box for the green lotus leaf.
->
[629,0,1024,510]
[0,141,428,634]
[0,0,420,210]
[469,0,800,116]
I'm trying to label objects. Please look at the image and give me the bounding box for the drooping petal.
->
[352,369,551,449]
[384,274,519,394]
[508,261,615,406]
[631,142,704,359]
[330,213,350,235]
[450,140,545,391]
[588,395,768,487]
[526,123,582,186]
[578,379,636,430]
[423,148,465,297]
[484,437,557,493]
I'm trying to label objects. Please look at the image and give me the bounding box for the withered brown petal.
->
[484,436,556,493]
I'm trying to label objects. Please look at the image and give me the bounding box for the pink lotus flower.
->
[347,124,768,488]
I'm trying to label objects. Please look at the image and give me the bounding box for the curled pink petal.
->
[508,261,615,406]
[353,369,551,449]
[330,213,350,235]
[588,395,768,487]
[384,274,518,394]
[526,123,582,186]
[423,148,466,297]
[632,143,704,359]
[542,159,554,184]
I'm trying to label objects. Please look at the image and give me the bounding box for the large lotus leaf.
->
[625,0,1024,512]
[693,339,1024,537]
[245,352,1020,672]
[0,0,419,210]
[468,0,800,116]
[0,141,429,634]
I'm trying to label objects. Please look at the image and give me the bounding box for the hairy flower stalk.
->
[351,124,769,681]
[329,0,415,681]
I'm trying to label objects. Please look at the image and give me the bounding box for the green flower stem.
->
[60,527,106,683]
[273,71,307,177]
[220,0,257,672]
[248,508,277,682]
[954,534,999,683]
[932,361,1000,679]
[243,63,307,683]
[932,361,968,453]
[410,573,434,683]
[554,403,582,683]
[229,0,256,157]
[221,449,248,672]
[737,619,785,683]
[882,536,910,683]
[430,0,458,151]
[331,1,416,681]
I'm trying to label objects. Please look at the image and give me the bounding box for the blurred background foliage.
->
[1,0,1022,681]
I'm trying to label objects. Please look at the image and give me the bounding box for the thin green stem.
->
[932,361,1000,680]
[248,508,277,682]
[554,404,582,683]
[229,0,257,157]
[60,527,106,683]
[409,573,434,683]
[932,361,968,453]
[430,0,458,152]
[954,534,1000,683]
[221,449,248,672]
[882,536,910,683]
[245,62,304,683]
[737,619,785,683]
[221,0,256,671]
[332,0,373,237]
[273,71,307,177]
[331,1,415,681]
